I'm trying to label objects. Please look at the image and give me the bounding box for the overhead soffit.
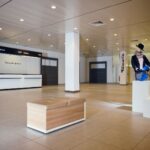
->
[0,0,150,56]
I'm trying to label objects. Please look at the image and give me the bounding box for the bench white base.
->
[27,118,85,133]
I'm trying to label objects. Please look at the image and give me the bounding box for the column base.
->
[65,90,80,93]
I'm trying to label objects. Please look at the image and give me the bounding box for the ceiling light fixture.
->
[74,27,78,30]
[51,5,56,9]
[114,33,118,37]
[86,38,89,41]
[0,27,2,31]
[110,18,115,22]
[145,38,148,41]
[20,18,24,22]
[27,38,31,41]
[48,34,51,37]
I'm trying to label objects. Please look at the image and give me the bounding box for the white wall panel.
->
[80,56,87,83]
[0,54,41,74]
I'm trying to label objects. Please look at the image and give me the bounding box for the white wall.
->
[0,42,87,84]
[44,51,87,84]
[0,42,65,84]
[43,50,65,84]
[0,54,40,74]
[80,56,87,83]
[112,54,119,83]
[87,56,113,83]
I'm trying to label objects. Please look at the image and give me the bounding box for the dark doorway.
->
[89,61,107,83]
[42,57,58,85]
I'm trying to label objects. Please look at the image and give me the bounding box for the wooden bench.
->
[27,97,86,133]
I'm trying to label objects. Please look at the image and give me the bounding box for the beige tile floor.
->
[0,84,150,150]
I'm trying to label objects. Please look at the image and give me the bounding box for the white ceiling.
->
[0,0,150,56]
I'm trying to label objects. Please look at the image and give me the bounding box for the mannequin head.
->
[135,43,144,55]
[136,47,142,53]
[136,43,144,51]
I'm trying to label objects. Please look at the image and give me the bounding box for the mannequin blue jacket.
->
[131,55,150,72]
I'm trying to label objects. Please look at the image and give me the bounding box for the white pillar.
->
[65,32,80,92]
[119,51,128,85]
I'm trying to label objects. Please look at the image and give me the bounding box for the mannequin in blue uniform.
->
[131,43,150,81]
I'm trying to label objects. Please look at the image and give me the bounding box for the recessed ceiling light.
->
[0,27,2,31]
[27,38,31,41]
[114,33,118,37]
[145,38,148,41]
[48,34,51,37]
[50,44,54,47]
[110,18,115,22]
[20,18,24,22]
[86,38,89,41]
[74,27,78,30]
[51,5,56,9]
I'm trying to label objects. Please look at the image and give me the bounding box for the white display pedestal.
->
[132,81,150,113]
[143,97,150,118]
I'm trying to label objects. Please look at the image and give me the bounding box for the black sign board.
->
[0,46,42,58]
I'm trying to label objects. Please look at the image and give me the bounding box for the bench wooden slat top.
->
[27,97,86,110]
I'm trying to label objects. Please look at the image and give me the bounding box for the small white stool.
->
[143,97,150,118]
